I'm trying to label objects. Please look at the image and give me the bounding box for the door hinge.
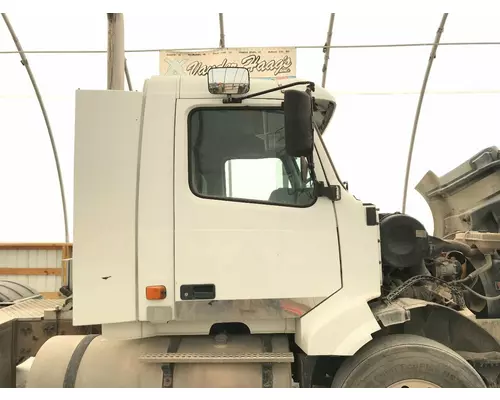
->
[315,181,341,201]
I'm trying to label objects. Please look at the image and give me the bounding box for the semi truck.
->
[2,66,500,388]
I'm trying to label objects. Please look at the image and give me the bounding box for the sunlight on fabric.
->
[0,13,499,240]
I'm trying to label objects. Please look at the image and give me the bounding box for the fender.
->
[295,292,381,356]
[371,298,500,353]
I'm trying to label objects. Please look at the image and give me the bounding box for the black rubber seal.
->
[62,334,99,388]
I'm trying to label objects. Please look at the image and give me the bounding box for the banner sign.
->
[160,47,296,79]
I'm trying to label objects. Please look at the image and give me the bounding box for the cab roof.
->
[146,75,336,134]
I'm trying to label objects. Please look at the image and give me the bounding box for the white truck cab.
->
[22,68,500,388]
[72,70,382,355]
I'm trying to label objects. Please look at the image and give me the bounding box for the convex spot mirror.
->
[284,89,314,157]
[207,67,250,95]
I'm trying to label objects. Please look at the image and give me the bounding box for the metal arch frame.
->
[1,41,499,55]
[1,13,70,245]
[125,59,133,91]
[212,12,449,216]
[0,12,133,250]
[401,13,448,214]
[322,14,335,88]
[216,12,335,80]
[1,13,488,227]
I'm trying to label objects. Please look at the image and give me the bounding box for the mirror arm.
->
[306,155,317,182]
[314,181,342,201]
[223,81,315,104]
[306,155,340,202]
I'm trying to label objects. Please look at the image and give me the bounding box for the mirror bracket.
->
[222,95,243,104]
[224,81,316,104]
[314,181,341,202]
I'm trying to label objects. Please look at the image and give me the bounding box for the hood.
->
[415,146,500,238]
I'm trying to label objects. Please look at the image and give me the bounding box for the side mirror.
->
[283,89,314,157]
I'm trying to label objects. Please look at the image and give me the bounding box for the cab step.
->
[139,352,294,364]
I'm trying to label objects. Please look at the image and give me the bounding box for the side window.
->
[224,158,290,201]
[189,108,316,207]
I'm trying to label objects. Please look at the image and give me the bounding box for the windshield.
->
[188,108,315,207]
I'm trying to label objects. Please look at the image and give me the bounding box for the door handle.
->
[180,284,216,300]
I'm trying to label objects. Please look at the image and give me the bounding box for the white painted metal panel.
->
[295,136,382,356]
[73,90,143,326]
[137,77,178,321]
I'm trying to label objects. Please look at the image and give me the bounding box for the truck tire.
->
[331,334,486,388]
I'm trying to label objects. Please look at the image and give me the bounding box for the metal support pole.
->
[322,14,335,88]
[125,58,133,91]
[218,13,232,195]
[218,13,225,48]
[402,13,448,213]
[1,13,70,245]
[107,13,125,90]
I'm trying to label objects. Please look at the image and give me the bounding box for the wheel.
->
[331,334,486,388]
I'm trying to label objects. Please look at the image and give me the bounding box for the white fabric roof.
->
[1,13,499,241]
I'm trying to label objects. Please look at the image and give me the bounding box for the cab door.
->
[173,99,342,320]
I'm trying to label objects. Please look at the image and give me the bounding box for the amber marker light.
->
[146,285,167,300]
